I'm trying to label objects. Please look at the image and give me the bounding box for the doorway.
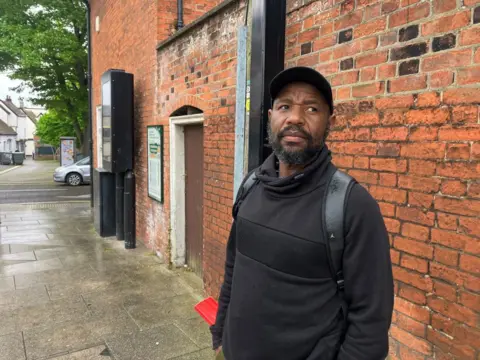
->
[169,113,204,278]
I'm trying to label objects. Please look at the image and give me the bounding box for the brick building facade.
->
[90,0,480,358]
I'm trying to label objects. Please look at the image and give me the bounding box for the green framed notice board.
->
[147,125,164,203]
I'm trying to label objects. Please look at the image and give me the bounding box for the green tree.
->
[35,109,80,148]
[0,0,88,149]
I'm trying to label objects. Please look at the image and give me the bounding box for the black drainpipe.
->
[82,0,94,208]
[177,0,184,29]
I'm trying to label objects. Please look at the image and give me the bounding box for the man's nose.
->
[285,105,304,125]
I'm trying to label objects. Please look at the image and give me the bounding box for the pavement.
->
[0,159,90,204]
[0,161,214,360]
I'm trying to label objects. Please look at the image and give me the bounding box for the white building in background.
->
[0,118,17,152]
[0,96,39,155]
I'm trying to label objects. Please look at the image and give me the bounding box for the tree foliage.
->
[0,0,88,149]
[35,109,77,148]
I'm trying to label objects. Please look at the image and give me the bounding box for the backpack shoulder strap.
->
[323,169,356,292]
[232,169,259,219]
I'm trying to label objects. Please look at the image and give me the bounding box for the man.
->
[210,66,394,360]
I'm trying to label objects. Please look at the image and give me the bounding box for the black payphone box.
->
[101,69,134,173]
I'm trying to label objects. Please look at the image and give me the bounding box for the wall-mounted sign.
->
[60,137,76,166]
[147,125,163,203]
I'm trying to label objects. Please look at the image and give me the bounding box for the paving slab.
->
[47,345,111,360]
[0,332,26,360]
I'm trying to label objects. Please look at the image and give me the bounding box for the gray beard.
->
[267,123,329,166]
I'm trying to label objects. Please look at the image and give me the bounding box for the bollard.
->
[115,172,125,240]
[124,170,136,249]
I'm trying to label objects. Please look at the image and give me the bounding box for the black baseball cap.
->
[269,66,334,115]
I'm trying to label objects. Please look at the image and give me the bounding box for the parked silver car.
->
[53,156,91,186]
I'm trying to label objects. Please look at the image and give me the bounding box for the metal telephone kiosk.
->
[94,69,135,248]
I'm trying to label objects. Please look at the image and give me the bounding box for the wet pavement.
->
[0,202,213,360]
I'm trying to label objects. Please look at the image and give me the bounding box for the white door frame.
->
[169,113,204,267]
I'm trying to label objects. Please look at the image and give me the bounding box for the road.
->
[0,159,90,204]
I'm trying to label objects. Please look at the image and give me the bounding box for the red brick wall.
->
[156,1,246,295]
[285,0,480,359]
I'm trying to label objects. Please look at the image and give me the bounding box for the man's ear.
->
[268,109,272,121]
[329,114,336,128]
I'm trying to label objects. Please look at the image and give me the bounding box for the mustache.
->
[278,125,312,140]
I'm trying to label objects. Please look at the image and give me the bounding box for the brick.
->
[390,43,428,61]
[379,201,396,217]
[372,127,408,141]
[398,345,426,360]
[401,223,429,241]
[401,0,422,5]
[434,246,459,267]
[340,58,354,70]
[475,47,480,63]
[467,182,480,198]
[338,28,353,43]
[459,216,480,240]
[378,63,396,79]
[406,108,449,125]
[433,0,457,13]
[381,111,404,125]
[396,311,426,337]
[361,36,378,51]
[298,28,319,43]
[332,154,354,168]
[365,3,382,20]
[441,125,480,141]
[409,160,436,176]
[459,26,480,46]
[452,326,480,356]
[433,279,457,302]
[457,66,480,85]
[427,296,478,327]
[333,41,362,59]
[401,253,428,273]
[422,11,470,36]
[394,295,431,324]
[436,162,480,180]
[399,284,427,305]
[443,88,480,104]
[376,95,414,109]
[320,23,334,36]
[385,217,401,233]
[459,291,480,312]
[391,249,401,265]
[334,10,364,31]
[400,143,445,160]
[370,158,407,173]
[422,49,471,72]
[356,51,388,68]
[452,106,478,124]
[360,67,376,81]
[431,313,455,336]
[330,70,359,86]
[432,33,456,52]
[446,144,470,160]
[430,70,454,88]
[339,0,354,15]
[377,143,401,157]
[437,213,457,230]
[399,25,419,42]
[348,169,378,184]
[459,254,480,274]
[379,173,397,187]
[418,92,441,107]
[355,127,371,140]
[441,179,467,195]
[382,1,399,14]
[432,228,479,252]
[370,185,407,203]
[397,207,435,226]
[353,156,369,169]
[408,192,434,209]
[354,18,387,38]
[336,87,351,100]
[426,328,456,355]
[389,3,430,29]
[398,59,419,76]
[350,113,379,127]
[388,75,427,93]
[352,82,385,97]
[472,143,480,160]
[399,175,441,193]
[390,325,432,355]
[409,127,438,141]
[298,53,321,67]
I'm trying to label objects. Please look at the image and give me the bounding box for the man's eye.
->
[279,105,289,110]
[307,107,318,112]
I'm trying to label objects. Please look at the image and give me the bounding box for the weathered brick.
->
[427,296,478,328]
[298,28,319,43]
[378,143,401,157]
[382,1,399,14]
[432,33,456,52]
[380,31,397,46]
[334,10,364,31]
[398,59,419,76]
[409,160,436,176]
[435,196,480,217]
[399,284,427,305]
[370,158,407,173]
[433,0,457,14]
[409,192,434,209]
[394,295,431,324]
[348,169,379,184]
[433,279,457,302]
[360,67,376,81]
[416,92,441,107]
[333,41,362,59]
[361,36,378,51]
[459,216,480,239]
[338,28,353,43]
[354,18,387,38]
[422,49,471,72]
[401,253,429,273]
[370,185,407,203]
[452,106,479,124]
[434,246,460,267]
[389,3,430,28]
[438,126,480,141]
[436,162,480,180]
[399,25,419,42]
[390,43,428,61]
[300,42,312,55]
[397,206,435,226]
[400,143,445,160]
[457,66,480,85]
[405,108,449,125]
[398,175,441,193]
[459,291,480,312]
[467,182,480,198]
[459,254,480,274]
[376,95,414,109]
[340,58,354,70]
[422,11,470,36]
[441,179,467,195]
[379,172,397,187]
[372,127,408,141]
[430,70,454,88]
[356,51,388,68]
[446,144,470,160]
[430,262,480,291]
[393,265,434,293]
[459,26,480,46]
[443,88,480,104]
[391,325,433,356]
[409,126,438,141]
[330,70,359,86]
[378,63,396,79]
[388,75,427,93]
[365,3,382,20]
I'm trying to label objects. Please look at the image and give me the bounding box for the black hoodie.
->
[211,145,394,360]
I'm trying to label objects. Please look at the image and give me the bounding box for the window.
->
[76,157,90,166]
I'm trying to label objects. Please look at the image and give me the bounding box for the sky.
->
[0,72,36,107]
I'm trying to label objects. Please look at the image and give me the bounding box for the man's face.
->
[267,82,331,165]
